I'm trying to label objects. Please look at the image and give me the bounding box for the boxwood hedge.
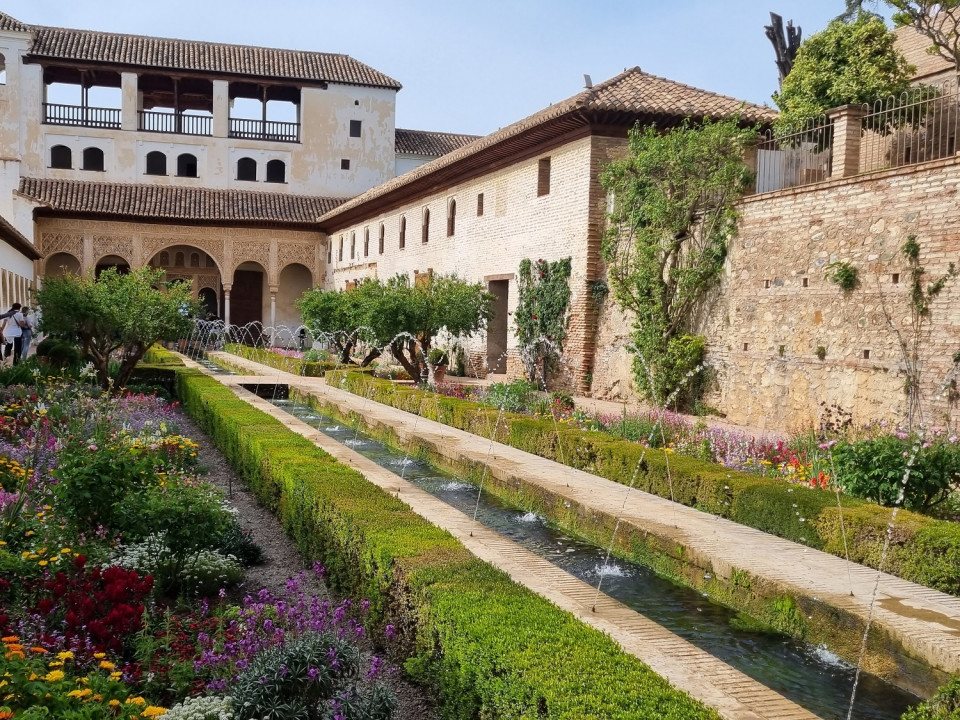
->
[175,369,720,720]
[329,371,960,598]
[224,343,340,377]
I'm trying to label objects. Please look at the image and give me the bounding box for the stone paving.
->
[199,352,960,715]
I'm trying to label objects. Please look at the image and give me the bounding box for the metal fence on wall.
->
[755,117,833,193]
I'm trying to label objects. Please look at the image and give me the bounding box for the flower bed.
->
[175,368,722,719]
[331,371,960,597]
[0,372,393,719]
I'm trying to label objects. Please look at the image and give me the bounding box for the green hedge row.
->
[223,343,340,377]
[329,371,960,597]
[175,369,720,720]
[143,344,186,365]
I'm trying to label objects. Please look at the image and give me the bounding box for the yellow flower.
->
[109,699,120,707]
[98,660,115,671]
[0,541,6,546]
[67,688,92,698]
[57,651,73,660]
[142,706,168,717]
[48,661,63,668]
[38,560,48,567]
[93,652,106,659]
[109,671,122,681]
[93,693,103,701]
[43,670,64,682]
[60,548,71,554]
[125,696,147,706]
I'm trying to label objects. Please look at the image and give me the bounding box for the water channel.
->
[253,392,920,720]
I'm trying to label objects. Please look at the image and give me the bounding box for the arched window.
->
[190,253,200,267]
[146,151,167,176]
[237,157,257,181]
[159,251,170,266]
[350,232,356,260]
[363,228,369,257]
[175,252,185,267]
[422,208,430,244]
[447,199,456,236]
[399,216,406,250]
[50,145,72,169]
[82,147,105,172]
[177,153,198,178]
[266,159,286,183]
[378,224,385,255]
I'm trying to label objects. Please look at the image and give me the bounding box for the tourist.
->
[19,307,35,358]
[1,303,25,366]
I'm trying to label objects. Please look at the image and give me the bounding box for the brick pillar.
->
[826,104,866,179]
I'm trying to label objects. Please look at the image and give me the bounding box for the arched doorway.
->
[198,287,218,318]
[95,255,131,277]
[45,252,81,277]
[147,244,222,318]
[276,263,313,328]
[231,261,266,327]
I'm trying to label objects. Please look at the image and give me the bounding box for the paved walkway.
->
[205,353,960,702]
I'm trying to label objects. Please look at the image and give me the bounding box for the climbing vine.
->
[515,257,572,385]
[601,116,755,407]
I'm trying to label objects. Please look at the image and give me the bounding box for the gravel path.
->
[176,411,439,720]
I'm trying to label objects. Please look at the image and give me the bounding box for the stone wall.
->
[594,156,960,432]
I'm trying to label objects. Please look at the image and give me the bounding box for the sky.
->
[9,1,891,137]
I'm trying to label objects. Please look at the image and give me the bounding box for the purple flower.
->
[385,624,396,640]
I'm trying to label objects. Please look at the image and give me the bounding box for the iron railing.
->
[43,103,121,129]
[755,117,833,193]
[229,117,300,143]
[138,110,212,136]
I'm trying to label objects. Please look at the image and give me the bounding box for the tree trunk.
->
[115,344,149,392]
[390,340,421,381]
[360,348,381,367]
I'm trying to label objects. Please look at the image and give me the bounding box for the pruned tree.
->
[515,257,572,385]
[765,12,803,86]
[296,282,383,366]
[36,267,198,390]
[600,116,756,407]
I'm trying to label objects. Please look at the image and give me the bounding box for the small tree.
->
[887,1,960,72]
[515,257,572,385]
[773,14,914,132]
[296,283,383,366]
[601,116,755,407]
[37,267,197,390]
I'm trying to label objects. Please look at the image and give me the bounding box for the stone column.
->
[269,288,277,345]
[223,284,232,327]
[213,80,230,139]
[826,104,866,179]
[121,72,138,132]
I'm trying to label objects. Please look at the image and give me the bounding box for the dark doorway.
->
[487,279,509,373]
[232,269,263,326]
[198,287,218,318]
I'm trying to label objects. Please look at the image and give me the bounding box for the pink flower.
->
[87,444,98,451]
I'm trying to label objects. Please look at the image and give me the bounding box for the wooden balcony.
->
[43,103,121,129]
[229,117,300,143]
[138,110,212,136]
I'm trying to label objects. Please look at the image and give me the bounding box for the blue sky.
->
[9,1,889,136]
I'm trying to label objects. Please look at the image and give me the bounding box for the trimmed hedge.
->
[330,371,960,598]
[224,344,339,377]
[142,344,185,365]
[175,369,720,720]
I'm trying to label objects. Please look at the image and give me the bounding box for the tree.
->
[600,116,755,406]
[296,282,383,366]
[887,1,960,70]
[515,257,571,385]
[773,14,914,132]
[36,267,198,390]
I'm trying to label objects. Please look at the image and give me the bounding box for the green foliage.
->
[601,116,754,408]
[483,379,538,413]
[426,347,448,365]
[773,15,914,132]
[515,257,572,384]
[816,345,827,361]
[333,371,960,597]
[36,267,198,390]
[224,344,337,377]
[901,676,960,719]
[212,521,264,567]
[825,261,859,292]
[35,338,82,369]
[177,369,721,719]
[833,434,960,511]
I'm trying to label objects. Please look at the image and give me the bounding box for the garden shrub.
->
[330,371,960,597]
[224,343,338,377]
[116,534,243,596]
[35,337,82,368]
[901,676,960,719]
[484,379,538,413]
[163,695,235,720]
[143,344,185,365]
[176,369,721,719]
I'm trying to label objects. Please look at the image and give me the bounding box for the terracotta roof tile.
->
[19,178,342,225]
[320,67,776,226]
[395,129,481,157]
[27,25,401,89]
[0,11,29,33]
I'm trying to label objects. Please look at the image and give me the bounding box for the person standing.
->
[19,307,34,359]
[2,303,25,365]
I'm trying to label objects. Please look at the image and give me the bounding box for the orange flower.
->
[0,710,14,719]
[30,646,48,653]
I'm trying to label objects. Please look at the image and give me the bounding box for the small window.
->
[177,153,198,178]
[349,120,362,138]
[363,228,369,257]
[863,349,871,360]
[477,193,484,216]
[447,199,456,237]
[50,145,72,169]
[266,159,286,183]
[422,208,430,244]
[327,242,332,264]
[763,279,771,289]
[338,236,344,262]
[146,151,167,176]
[537,157,551,196]
[237,157,257,181]
[892,273,900,285]
[82,147,104,172]
[378,224,385,255]
[350,232,356,260]
[159,251,170,266]
[399,216,406,249]
[742,342,749,351]
[802,277,809,288]
[190,252,200,267]
[175,252,185,267]
[341,158,350,170]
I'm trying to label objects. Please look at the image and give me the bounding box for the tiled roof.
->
[395,129,481,157]
[0,214,40,260]
[26,25,401,89]
[19,178,342,226]
[320,67,776,227]
[0,11,29,33]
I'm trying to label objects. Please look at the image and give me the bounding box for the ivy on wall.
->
[515,257,572,385]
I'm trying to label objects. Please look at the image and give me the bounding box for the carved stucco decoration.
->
[139,236,226,272]
[197,273,221,292]
[276,242,318,280]
[231,242,272,277]
[92,236,134,265]
[40,233,83,259]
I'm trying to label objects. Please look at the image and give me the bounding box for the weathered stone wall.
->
[594,156,960,432]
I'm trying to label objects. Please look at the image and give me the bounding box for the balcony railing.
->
[138,110,212,136]
[43,103,121,129]
[229,117,300,143]
[755,118,834,193]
